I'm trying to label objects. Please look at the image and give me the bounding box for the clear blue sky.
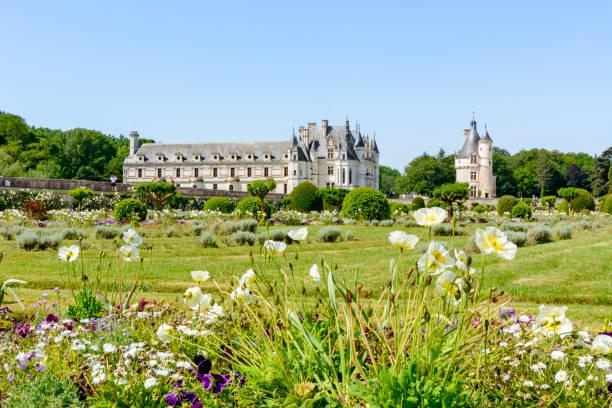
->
[1,1,611,170]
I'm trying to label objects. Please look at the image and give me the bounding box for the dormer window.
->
[156,153,165,162]
[229,152,238,161]
[284,154,288,160]
[136,152,145,162]
[192,152,202,161]
[175,152,184,162]
[211,152,221,161]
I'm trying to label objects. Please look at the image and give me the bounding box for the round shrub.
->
[473,204,487,214]
[288,182,322,212]
[167,193,187,210]
[541,195,556,209]
[527,226,552,245]
[570,188,595,212]
[604,195,612,214]
[497,195,519,216]
[557,199,569,214]
[389,202,409,217]
[511,202,532,219]
[425,198,444,208]
[410,197,425,210]
[235,196,272,219]
[340,187,390,221]
[114,198,147,222]
[204,197,235,213]
[231,231,257,246]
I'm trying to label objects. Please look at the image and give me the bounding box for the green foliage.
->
[605,195,612,214]
[432,182,469,217]
[557,198,569,214]
[236,196,272,219]
[3,371,81,408]
[203,197,235,213]
[497,195,519,215]
[569,188,595,212]
[94,226,122,239]
[167,193,187,210]
[425,198,444,208]
[472,204,487,214]
[199,230,217,248]
[500,222,528,232]
[15,228,64,251]
[0,196,8,211]
[248,179,277,219]
[554,225,572,240]
[231,231,257,246]
[528,225,553,244]
[410,196,425,210]
[114,198,148,222]
[431,223,465,236]
[397,150,455,195]
[61,227,88,240]
[503,230,529,247]
[541,195,556,208]
[341,187,390,221]
[68,187,94,210]
[135,182,177,210]
[288,181,322,212]
[511,201,532,219]
[317,226,342,242]
[378,165,402,195]
[557,187,579,201]
[67,288,104,319]
[317,187,349,211]
[389,202,409,216]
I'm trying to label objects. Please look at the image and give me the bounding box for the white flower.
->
[596,358,610,370]
[184,287,212,311]
[509,360,519,367]
[531,362,547,372]
[119,245,139,262]
[309,264,322,284]
[239,269,256,288]
[122,229,142,246]
[387,231,419,250]
[606,373,612,383]
[58,245,80,262]
[534,305,573,338]
[204,304,224,325]
[413,207,446,227]
[554,370,567,383]
[435,270,463,306]
[523,380,534,387]
[474,227,517,260]
[231,287,253,304]
[591,334,612,355]
[418,241,455,275]
[454,249,476,274]
[156,324,174,344]
[103,343,117,354]
[577,355,593,367]
[550,350,565,361]
[287,227,308,241]
[143,377,158,389]
[191,270,210,284]
[540,384,550,390]
[263,240,287,256]
[92,373,106,384]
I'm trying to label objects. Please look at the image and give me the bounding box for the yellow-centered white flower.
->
[191,270,210,284]
[475,227,517,260]
[263,240,287,256]
[534,305,573,338]
[387,231,419,250]
[435,270,464,306]
[230,287,253,304]
[309,264,322,284]
[58,245,80,262]
[119,245,139,262]
[454,249,476,274]
[418,241,455,275]
[122,229,142,246]
[156,324,174,344]
[591,334,612,355]
[184,287,212,311]
[287,227,308,241]
[413,207,446,227]
[239,269,256,288]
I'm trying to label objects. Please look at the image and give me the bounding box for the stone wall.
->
[0,176,285,200]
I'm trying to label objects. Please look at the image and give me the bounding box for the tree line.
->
[0,111,154,182]
[380,146,612,198]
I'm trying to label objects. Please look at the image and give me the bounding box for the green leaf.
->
[95,291,113,314]
[5,286,25,310]
[327,270,337,314]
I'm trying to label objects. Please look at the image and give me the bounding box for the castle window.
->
[327,150,334,159]
[157,168,162,178]
[470,186,477,197]
[230,168,235,177]
[176,168,181,178]
[349,169,352,184]
[328,166,334,175]
[284,167,288,177]
[283,184,287,194]
[342,169,346,184]
[194,168,199,178]
[264,167,269,177]
[471,154,477,164]
[213,168,218,177]
[247,167,252,177]
[293,170,297,176]
[470,171,477,181]
[284,154,288,159]
[293,155,296,160]
[138,168,142,178]
[213,184,217,190]
[342,154,346,160]
[229,185,234,191]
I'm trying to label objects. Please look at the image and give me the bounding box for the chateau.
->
[455,117,496,198]
[122,119,379,195]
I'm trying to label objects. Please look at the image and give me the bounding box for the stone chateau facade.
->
[123,119,379,195]
[454,116,496,198]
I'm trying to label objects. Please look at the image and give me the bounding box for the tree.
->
[397,152,454,196]
[247,179,276,220]
[513,167,537,198]
[432,182,469,218]
[378,165,401,195]
[317,188,349,211]
[135,181,177,210]
[566,164,586,188]
[557,187,579,213]
[592,147,612,197]
[68,187,94,210]
[534,150,553,198]
[492,148,517,196]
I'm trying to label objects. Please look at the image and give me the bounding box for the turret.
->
[129,131,139,156]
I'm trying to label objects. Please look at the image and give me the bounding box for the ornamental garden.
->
[0,181,611,407]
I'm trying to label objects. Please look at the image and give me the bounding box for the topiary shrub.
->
[504,231,529,247]
[425,198,444,208]
[389,202,409,217]
[410,197,425,210]
[604,195,612,214]
[288,182,322,212]
[114,198,147,222]
[236,196,272,219]
[199,231,217,248]
[570,188,595,212]
[341,187,390,221]
[497,195,519,216]
[473,204,487,214]
[541,195,556,209]
[511,202,532,219]
[204,197,235,213]
[317,226,342,243]
[317,188,350,211]
[94,226,123,239]
[167,193,188,210]
[554,225,572,240]
[68,187,94,210]
[557,199,569,214]
[528,226,552,245]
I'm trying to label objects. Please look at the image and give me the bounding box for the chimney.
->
[129,131,139,155]
[463,129,470,142]
[321,119,328,138]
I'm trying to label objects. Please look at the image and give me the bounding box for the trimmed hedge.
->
[511,202,532,219]
[425,199,444,208]
[288,182,322,212]
[340,187,390,221]
[557,199,569,214]
[114,198,147,222]
[541,195,556,208]
[389,202,409,216]
[410,197,425,210]
[235,196,272,219]
[204,197,235,213]
[570,188,595,212]
[497,195,519,216]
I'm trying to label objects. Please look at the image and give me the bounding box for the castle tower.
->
[455,116,496,199]
[129,131,139,155]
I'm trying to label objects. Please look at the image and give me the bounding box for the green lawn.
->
[2,221,611,326]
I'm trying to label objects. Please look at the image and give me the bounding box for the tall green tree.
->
[397,152,454,196]
[378,165,401,195]
[592,147,612,197]
[492,148,516,196]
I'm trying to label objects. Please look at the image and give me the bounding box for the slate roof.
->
[457,127,480,158]
[481,126,492,142]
